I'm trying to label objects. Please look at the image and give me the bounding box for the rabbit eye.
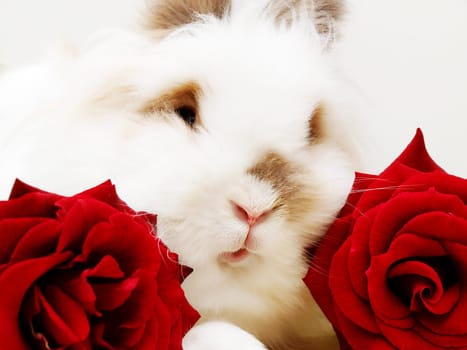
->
[175,106,197,126]
[140,81,202,129]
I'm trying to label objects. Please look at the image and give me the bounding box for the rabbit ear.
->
[313,0,345,33]
[311,0,345,35]
[268,0,344,39]
[145,0,231,31]
[144,0,344,44]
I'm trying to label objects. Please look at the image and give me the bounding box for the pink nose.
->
[230,201,270,227]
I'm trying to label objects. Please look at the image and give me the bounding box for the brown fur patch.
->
[145,0,231,31]
[308,103,325,144]
[140,81,202,126]
[247,152,314,221]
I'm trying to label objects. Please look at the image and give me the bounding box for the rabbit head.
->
[138,0,359,318]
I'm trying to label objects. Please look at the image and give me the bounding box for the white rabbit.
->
[0,0,363,349]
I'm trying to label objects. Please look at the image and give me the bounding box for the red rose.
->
[305,130,467,349]
[0,180,199,349]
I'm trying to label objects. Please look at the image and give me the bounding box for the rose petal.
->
[94,272,158,348]
[329,240,380,333]
[56,181,132,215]
[32,284,90,347]
[80,213,158,274]
[9,220,61,262]
[400,210,467,245]
[349,177,400,215]
[0,218,47,263]
[369,189,466,256]
[90,322,113,349]
[347,173,379,206]
[367,234,446,323]
[388,129,442,173]
[333,306,397,350]
[353,130,441,214]
[388,260,459,315]
[109,270,158,329]
[376,319,457,350]
[22,285,41,322]
[348,208,377,299]
[0,253,71,349]
[108,318,147,348]
[152,297,171,350]
[385,233,446,261]
[70,338,93,350]
[394,172,467,203]
[57,199,119,253]
[84,255,124,280]
[8,180,44,198]
[0,191,59,219]
[415,321,467,348]
[157,245,200,343]
[304,215,354,326]
[92,273,140,311]
[55,270,99,316]
[134,316,159,350]
[413,241,467,336]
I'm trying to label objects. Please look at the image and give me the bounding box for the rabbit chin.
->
[180,226,339,348]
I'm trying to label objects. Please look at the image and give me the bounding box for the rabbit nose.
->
[230,201,270,227]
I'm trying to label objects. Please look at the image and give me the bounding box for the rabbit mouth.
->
[218,248,251,265]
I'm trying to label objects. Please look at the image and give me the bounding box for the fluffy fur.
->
[0,1,363,349]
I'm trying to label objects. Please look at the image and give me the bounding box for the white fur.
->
[183,321,267,350]
[0,2,361,349]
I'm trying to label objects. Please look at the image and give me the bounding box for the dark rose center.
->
[20,256,140,349]
[387,256,458,314]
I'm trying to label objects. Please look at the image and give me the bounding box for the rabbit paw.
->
[183,321,267,350]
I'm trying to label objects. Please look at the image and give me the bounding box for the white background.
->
[0,0,466,176]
